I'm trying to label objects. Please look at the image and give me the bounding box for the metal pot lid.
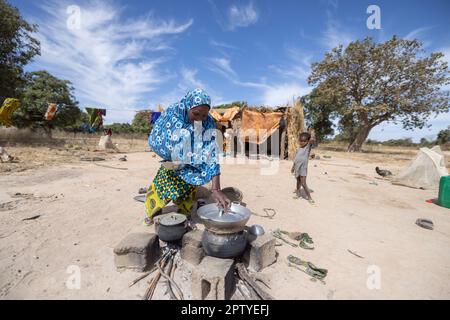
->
[197,202,251,223]
[160,213,187,226]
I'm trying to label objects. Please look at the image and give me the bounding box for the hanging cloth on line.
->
[86,108,106,130]
[45,103,58,121]
[0,98,21,127]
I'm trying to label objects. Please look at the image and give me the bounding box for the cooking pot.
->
[157,213,188,242]
[202,230,248,259]
[196,202,251,235]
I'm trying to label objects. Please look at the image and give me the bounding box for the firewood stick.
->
[164,255,178,300]
[129,266,157,288]
[158,253,184,300]
[236,263,274,300]
[143,253,170,300]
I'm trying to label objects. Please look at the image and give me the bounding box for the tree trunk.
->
[347,125,371,152]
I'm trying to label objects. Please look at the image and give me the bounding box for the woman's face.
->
[189,104,210,123]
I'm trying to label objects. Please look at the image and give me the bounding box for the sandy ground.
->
[1,147,449,300]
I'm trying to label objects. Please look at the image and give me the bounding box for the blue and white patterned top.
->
[149,89,221,186]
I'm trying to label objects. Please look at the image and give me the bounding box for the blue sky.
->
[10,0,450,141]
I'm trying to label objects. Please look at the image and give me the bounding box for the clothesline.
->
[83,107,160,113]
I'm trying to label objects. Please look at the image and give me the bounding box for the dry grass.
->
[317,141,450,168]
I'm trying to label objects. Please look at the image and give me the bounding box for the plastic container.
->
[438,176,450,209]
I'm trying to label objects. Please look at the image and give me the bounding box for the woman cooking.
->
[144,89,231,225]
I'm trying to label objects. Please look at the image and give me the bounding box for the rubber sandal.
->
[416,219,434,230]
[134,195,146,203]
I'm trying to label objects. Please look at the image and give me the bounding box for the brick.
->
[243,234,276,272]
[182,230,204,248]
[113,233,160,272]
[181,244,205,266]
[191,256,235,300]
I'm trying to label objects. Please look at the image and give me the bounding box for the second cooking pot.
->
[157,213,188,242]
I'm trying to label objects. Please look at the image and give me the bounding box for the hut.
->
[210,100,305,160]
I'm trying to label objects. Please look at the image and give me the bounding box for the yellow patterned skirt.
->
[144,166,197,225]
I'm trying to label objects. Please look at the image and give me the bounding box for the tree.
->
[132,111,151,134]
[301,89,338,142]
[12,71,81,135]
[436,126,450,146]
[308,36,449,152]
[0,0,40,102]
[103,123,134,134]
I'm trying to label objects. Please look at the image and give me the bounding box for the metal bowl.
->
[197,202,251,235]
[221,187,243,203]
[249,224,265,236]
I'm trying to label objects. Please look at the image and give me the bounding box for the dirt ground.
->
[1,144,449,300]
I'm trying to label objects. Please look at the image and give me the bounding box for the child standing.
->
[291,130,315,202]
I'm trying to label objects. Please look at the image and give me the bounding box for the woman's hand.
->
[211,190,231,209]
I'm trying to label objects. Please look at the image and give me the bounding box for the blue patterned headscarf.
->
[149,89,221,186]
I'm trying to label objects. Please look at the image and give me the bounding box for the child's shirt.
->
[293,144,313,177]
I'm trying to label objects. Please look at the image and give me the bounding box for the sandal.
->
[416,218,434,230]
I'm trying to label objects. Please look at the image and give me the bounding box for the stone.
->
[113,233,160,272]
[243,233,276,272]
[181,244,205,266]
[182,229,204,248]
[191,256,235,300]
[181,230,205,266]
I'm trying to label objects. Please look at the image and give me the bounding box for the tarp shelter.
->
[239,109,284,145]
[210,107,240,123]
[0,98,21,127]
[392,146,448,190]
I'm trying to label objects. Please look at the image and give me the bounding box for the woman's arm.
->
[210,174,231,208]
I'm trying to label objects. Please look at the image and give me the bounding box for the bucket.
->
[438,176,450,209]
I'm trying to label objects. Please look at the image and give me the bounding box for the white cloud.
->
[30,0,193,123]
[206,57,267,90]
[269,47,313,81]
[206,56,311,106]
[207,58,238,79]
[157,67,226,108]
[210,39,239,51]
[319,9,354,50]
[262,83,310,106]
[228,2,258,31]
[404,26,433,41]
[369,112,450,142]
[209,39,241,57]
[404,26,433,48]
